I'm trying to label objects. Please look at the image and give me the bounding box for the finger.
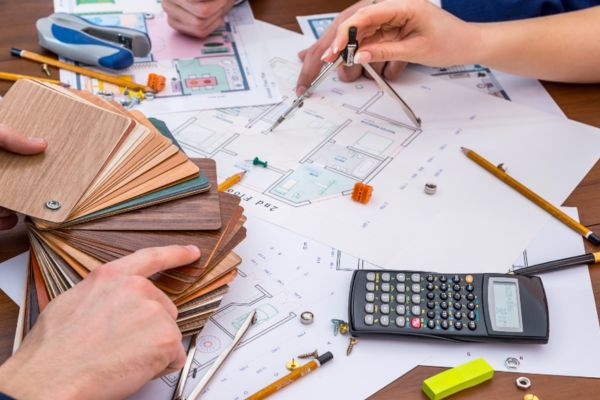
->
[143,282,179,320]
[105,245,201,278]
[165,345,187,374]
[362,61,385,80]
[0,208,13,218]
[166,12,223,37]
[298,48,308,62]
[0,124,47,155]
[171,0,225,21]
[354,38,422,64]
[337,65,363,82]
[295,52,325,96]
[0,215,18,231]
[383,61,407,80]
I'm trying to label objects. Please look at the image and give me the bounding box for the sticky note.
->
[422,358,494,400]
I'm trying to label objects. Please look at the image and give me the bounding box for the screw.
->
[45,200,61,210]
[41,64,51,77]
[253,157,268,168]
[346,337,358,356]
[331,319,344,336]
[286,358,299,371]
[424,182,437,195]
[297,350,319,359]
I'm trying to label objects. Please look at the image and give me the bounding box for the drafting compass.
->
[267,26,422,133]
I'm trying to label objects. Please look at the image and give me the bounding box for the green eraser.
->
[422,358,494,400]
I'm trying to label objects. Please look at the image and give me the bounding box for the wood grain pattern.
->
[1,0,600,398]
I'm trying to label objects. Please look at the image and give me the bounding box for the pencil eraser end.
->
[422,358,494,400]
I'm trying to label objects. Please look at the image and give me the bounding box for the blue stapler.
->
[36,13,151,70]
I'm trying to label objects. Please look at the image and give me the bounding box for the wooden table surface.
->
[1,0,600,398]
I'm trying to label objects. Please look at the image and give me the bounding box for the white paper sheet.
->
[0,252,28,306]
[157,21,600,275]
[423,208,600,377]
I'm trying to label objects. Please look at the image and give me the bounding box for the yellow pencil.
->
[0,71,64,85]
[218,171,246,192]
[462,147,600,246]
[10,48,154,93]
[245,352,333,400]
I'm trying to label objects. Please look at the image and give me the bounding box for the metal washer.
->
[300,311,314,325]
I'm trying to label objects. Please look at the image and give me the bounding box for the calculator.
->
[348,270,549,343]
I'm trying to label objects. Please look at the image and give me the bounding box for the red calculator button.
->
[411,317,421,329]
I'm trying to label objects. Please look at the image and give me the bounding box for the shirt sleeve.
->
[441,0,600,22]
[0,393,15,400]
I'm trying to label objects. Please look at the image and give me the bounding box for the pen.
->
[245,352,333,400]
[513,251,600,276]
[218,171,246,192]
[10,48,154,93]
[0,71,65,85]
[462,147,600,246]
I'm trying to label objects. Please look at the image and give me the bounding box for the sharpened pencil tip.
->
[461,147,470,153]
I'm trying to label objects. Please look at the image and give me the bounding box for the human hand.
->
[323,0,481,68]
[0,245,201,400]
[0,122,47,230]
[296,0,408,96]
[162,0,236,38]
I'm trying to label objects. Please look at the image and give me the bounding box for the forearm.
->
[473,6,600,82]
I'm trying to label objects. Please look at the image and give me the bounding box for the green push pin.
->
[253,157,268,168]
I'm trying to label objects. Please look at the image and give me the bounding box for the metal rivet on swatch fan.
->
[45,200,61,210]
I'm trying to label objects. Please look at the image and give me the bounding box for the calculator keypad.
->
[353,271,483,338]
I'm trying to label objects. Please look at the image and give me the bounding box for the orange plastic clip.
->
[146,73,166,93]
[351,182,373,204]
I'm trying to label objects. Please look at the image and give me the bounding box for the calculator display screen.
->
[488,278,523,333]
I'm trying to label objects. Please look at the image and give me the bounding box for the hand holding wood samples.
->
[0,80,246,337]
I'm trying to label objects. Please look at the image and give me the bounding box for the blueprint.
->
[54,0,162,14]
[296,13,564,116]
[154,22,600,276]
[55,2,281,113]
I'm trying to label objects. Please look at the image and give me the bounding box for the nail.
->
[332,46,339,54]
[185,245,201,256]
[354,51,371,64]
[320,48,331,61]
[296,85,307,96]
[28,137,47,145]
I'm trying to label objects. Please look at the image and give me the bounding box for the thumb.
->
[0,124,47,155]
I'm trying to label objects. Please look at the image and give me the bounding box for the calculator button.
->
[381,283,391,292]
[426,282,434,291]
[366,292,375,302]
[439,275,447,283]
[454,321,463,330]
[411,284,421,293]
[440,301,448,310]
[411,294,421,304]
[381,293,390,303]
[396,294,406,303]
[467,302,476,310]
[380,304,390,314]
[427,320,436,329]
[380,315,390,326]
[411,273,421,283]
[466,284,474,292]
[396,273,406,282]
[466,293,475,302]
[396,317,406,327]
[465,274,474,284]
[396,283,406,292]
[366,282,375,291]
[453,302,462,310]
[441,320,449,329]
[426,301,435,309]
[453,292,461,301]
[381,272,391,282]
[411,305,421,316]
[440,283,448,292]
[452,275,461,283]
[426,274,434,282]
[365,303,375,313]
[440,310,449,319]
[440,292,448,301]
[366,272,376,282]
[468,321,477,330]
[364,314,374,325]
[396,305,406,315]
[454,312,463,320]
[468,311,476,320]
[453,284,461,292]
[427,310,435,319]
[410,317,421,329]
[426,292,435,300]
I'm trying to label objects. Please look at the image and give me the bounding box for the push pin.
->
[147,72,166,92]
[331,319,345,336]
[253,157,268,168]
[41,63,51,77]
[346,337,358,356]
[297,350,319,359]
[300,311,314,325]
[424,182,437,195]
[523,394,539,400]
[286,358,299,371]
[351,182,373,204]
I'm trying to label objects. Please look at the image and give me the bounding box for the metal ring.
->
[516,376,531,390]
[300,311,314,325]
[505,356,520,370]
